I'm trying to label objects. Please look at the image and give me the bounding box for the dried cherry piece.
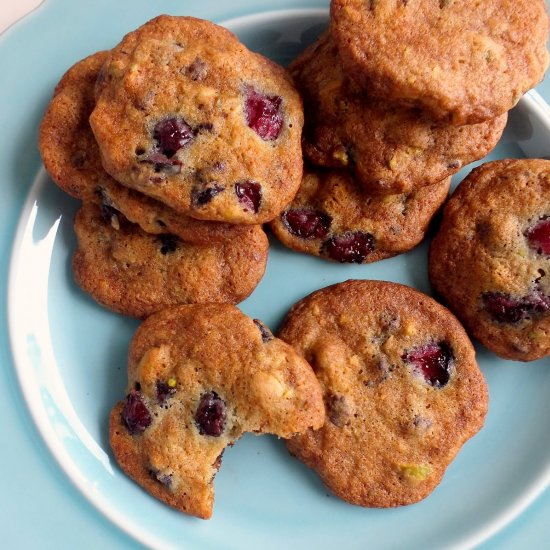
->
[482,290,550,323]
[282,209,332,239]
[153,117,194,157]
[235,181,262,213]
[194,185,225,206]
[245,87,283,141]
[122,391,152,435]
[403,342,453,388]
[525,217,550,256]
[195,391,226,437]
[323,232,374,263]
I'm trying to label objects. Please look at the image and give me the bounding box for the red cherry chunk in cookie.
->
[235,181,262,213]
[153,117,194,157]
[525,218,550,256]
[245,87,283,141]
[195,391,226,437]
[282,209,332,239]
[122,391,152,435]
[323,232,374,263]
[403,342,453,388]
[483,290,550,323]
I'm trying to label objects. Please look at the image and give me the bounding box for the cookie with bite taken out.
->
[109,304,324,518]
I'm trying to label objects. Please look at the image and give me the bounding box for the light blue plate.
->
[3,1,550,549]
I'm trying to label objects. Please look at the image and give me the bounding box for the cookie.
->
[90,15,304,224]
[39,51,251,245]
[429,159,550,361]
[290,34,507,195]
[279,280,488,507]
[269,166,450,264]
[39,51,110,200]
[109,304,325,518]
[330,0,549,124]
[72,203,268,318]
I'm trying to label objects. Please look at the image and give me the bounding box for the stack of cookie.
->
[39,15,305,318]
[271,0,549,264]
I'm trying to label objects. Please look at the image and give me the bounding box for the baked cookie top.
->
[279,280,488,507]
[429,159,550,361]
[90,15,304,224]
[39,50,251,245]
[330,0,549,124]
[72,203,268,319]
[110,304,324,518]
[290,34,507,195]
[269,166,450,264]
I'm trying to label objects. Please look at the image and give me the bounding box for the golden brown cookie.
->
[290,34,507,195]
[330,0,549,124]
[109,304,325,518]
[38,50,251,245]
[72,203,268,318]
[90,15,304,224]
[429,159,550,361]
[279,280,488,507]
[269,166,449,264]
